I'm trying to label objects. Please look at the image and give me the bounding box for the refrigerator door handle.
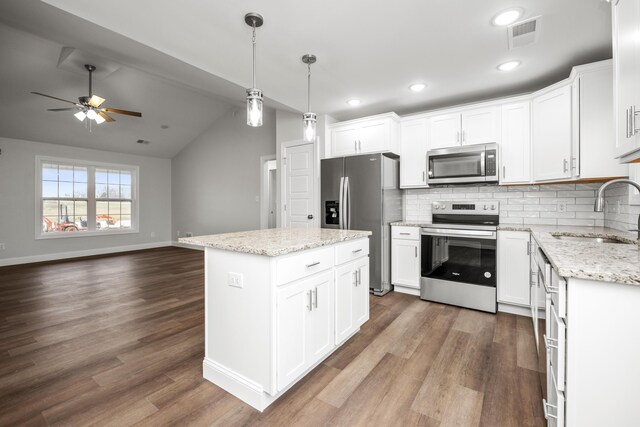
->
[339,177,345,230]
[345,176,351,230]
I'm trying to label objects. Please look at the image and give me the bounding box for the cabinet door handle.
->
[307,291,312,311]
[358,140,362,151]
[357,269,361,286]
[306,261,320,268]
[456,130,460,143]
[627,108,631,139]
[527,241,531,255]
[314,288,318,308]
[352,248,363,253]
[353,270,358,286]
[563,159,569,173]
[354,140,357,151]
[503,165,506,180]
[543,334,558,350]
[415,246,418,257]
[462,130,465,143]
[422,171,425,182]
[632,106,640,136]
[571,157,577,172]
[542,399,558,421]
[399,232,411,235]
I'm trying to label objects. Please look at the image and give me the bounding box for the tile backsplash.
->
[404,182,638,237]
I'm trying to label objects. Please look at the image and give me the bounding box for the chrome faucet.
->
[594,178,640,240]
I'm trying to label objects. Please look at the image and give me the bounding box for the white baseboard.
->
[392,285,421,296]
[0,241,172,267]
[498,302,532,317]
[172,241,205,251]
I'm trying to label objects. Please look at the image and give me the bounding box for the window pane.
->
[121,201,132,215]
[95,183,108,198]
[120,172,131,186]
[58,200,74,220]
[96,168,108,184]
[96,201,109,215]
[74,216,88,230]
[108,170,120,185]
[108,215,121,228]
[42,181,58,198]
[75,201,87,216]
[119,215,131,229]
[74,182,87,198]
[120,185,131,199]
[59,165,74,182]
[74,167,88,183]
[43,215,58,232]
[59,182,73,198]
[108,184,120,199]
[108,201,121,215]
[42,164,58,181]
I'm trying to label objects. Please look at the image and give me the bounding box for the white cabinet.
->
[429,113,461,149]
[400,117,429,188]
[500,102,531,184]
[335,257,370,344]
[575,62,628,179]
[461,106,501,146]
[391,226,421,294]
[532,85,573,182]
[497,231,531,306]
[328,113,400,158]
[612,0,640,161]
[429,106,500,149]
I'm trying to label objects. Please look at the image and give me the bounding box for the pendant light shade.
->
[302,54,317,142]
[245,13,264,127]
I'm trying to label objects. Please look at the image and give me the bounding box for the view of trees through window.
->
[40,160,135,235]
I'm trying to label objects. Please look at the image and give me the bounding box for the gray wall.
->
[171,108,276,238]
[0,136,172,262]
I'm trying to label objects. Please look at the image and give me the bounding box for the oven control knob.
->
[433,205,439,210]
[490,204,496,210]
[483,205,488,210]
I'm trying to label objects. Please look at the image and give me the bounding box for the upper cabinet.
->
[327,113,400,158]
[532,85,573,182]
[429,106,500,149]
[612,0,640,162]
[399,117,429,188]
[500,101,531,184]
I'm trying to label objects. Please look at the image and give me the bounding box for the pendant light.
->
[302,54,317,142]
[245,13,264,127]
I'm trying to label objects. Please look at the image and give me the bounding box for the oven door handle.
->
[421,228,496,240]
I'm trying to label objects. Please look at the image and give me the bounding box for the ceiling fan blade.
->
[47,108,79,112]
[98,111,115,123]
[31,92,80,106]
[88,95,106,107]
[101,107,142,117]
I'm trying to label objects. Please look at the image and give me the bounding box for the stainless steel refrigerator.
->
[321,153,402,296]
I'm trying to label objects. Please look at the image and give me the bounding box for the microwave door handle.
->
[480,150,486,177]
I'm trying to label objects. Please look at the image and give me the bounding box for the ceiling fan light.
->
[246,88,263,127]
[86,109,98,120]
[303,112,317,142]
[94,114,106,124]
[74,111,86,121]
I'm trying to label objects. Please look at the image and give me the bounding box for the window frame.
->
[35,156,139,239]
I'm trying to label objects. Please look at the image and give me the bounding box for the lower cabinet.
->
[335,257,370,344]
[497,230,531,306]
[391,226,421,293]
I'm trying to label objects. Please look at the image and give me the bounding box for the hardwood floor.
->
[0,247,545,426]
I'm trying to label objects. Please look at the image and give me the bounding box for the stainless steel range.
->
[420,200,499,313]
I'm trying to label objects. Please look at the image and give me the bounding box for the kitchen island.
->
[179,228,372,411]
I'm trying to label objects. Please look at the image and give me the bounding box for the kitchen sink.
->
[551,234,631,244]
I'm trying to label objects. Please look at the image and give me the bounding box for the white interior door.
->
[284,143,316,228]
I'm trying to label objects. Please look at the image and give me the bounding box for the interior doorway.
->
[260,155,277,229]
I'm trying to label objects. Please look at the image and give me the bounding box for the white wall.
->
[171,108,276,238]
[0,136,172,264]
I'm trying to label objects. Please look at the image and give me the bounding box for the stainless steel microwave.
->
[427,143,499,184]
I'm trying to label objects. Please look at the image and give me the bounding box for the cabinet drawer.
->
[392,226,420,240]
[335,238,369,266]
[276,247,334,286]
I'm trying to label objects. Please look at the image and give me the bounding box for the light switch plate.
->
[228,272,243,288]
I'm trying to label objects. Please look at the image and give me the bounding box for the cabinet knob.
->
[307,214,314,220]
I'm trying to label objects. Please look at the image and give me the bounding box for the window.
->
[37,157,138,238]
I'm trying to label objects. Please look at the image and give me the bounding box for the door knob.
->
[307,214,314,219]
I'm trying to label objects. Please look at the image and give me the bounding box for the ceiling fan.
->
[32,64,142,124]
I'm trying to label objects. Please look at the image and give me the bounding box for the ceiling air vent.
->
[508,16,541,50]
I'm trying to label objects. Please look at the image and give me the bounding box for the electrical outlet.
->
[150,231,156,238]
[557,202,567,213]
[185,231,193,238]
[176,230,181,237]
[228,272,243,288]
[255,195,260,203]
[0,243,5,250]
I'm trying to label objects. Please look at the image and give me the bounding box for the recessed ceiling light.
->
[497,60,521,71]
[409,83,427,92]
[347,99,361,106]
[492,8,523,26]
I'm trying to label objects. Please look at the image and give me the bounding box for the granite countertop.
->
[500,225,640,285]
[178,228,372,257]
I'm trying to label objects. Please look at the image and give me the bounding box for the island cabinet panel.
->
[200,235,371,412]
